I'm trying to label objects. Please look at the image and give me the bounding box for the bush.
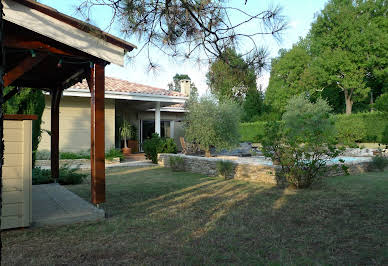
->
[143,133,177,164]
[169,156,185,171]
[105,147,124,160]
[371,153,388,172]
[334,116,367,146]
[32,165,87,185]
[261,96,343,189]
[216,160,234,179]
[239,121,266,142]
[60,151,90,159]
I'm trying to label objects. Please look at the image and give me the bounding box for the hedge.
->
[333,112,388,143]
[239,121,267,142]
[240,112,388,144]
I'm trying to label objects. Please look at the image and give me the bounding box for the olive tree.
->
[261,95,345,188]
[184,95,241,157]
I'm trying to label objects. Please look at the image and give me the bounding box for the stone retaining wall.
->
[158,154,279,184]
[158,153,375,185]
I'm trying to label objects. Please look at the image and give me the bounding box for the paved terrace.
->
[32,184,105,227]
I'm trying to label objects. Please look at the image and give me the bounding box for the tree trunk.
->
[123,137,127,148]
[344,89,353,115]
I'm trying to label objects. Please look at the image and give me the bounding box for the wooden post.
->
[50,88,62,181]
[90,63,105,204]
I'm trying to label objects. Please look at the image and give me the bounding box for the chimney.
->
[179,79,191,96]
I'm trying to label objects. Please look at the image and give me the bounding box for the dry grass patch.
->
[2,167,388,265]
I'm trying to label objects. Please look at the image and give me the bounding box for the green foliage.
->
[143,133,177,164]
[375,93,388,113]
[105,147,124,160]
[184,96,241,153]
[119,120,135,148]
[371,154,388,172]
[32,165,87,185]
[216,160,234,180]
[239,121,267,143]
[382,125,388,145]
[282,95,334,142]
[334,116,367,146]
[207,48,257,103]
[265,0,388,116]
[242,88,264,122]
[261,96,342,188]
[333,112,388,143]
[60,151,90,159]
[4,87,45,167]
[169,156,185,171]
[265,43,312,115]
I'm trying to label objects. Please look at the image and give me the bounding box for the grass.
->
[3,167,388,265]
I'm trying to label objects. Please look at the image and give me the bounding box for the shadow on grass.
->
[3,168,388,265]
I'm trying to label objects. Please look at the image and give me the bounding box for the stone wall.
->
[158,154,279,184]
[158,153,375,185]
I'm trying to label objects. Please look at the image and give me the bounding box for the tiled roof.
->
[73,76,186,97]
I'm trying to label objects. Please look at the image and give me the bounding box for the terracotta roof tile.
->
[73,76,186,97]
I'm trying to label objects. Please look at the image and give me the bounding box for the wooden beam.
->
[50,88,62,181]
[5,38,74,56]
[4,53,47,87]
[90,63,106,204]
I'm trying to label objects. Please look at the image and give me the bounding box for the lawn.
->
[3,166,388,265]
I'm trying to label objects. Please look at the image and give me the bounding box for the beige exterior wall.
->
[38,96,115,152]
[2,119,32,229]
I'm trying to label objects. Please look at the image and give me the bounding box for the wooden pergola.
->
[2,0,135,204]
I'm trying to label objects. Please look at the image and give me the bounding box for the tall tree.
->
[265,42,311,115]
[308,0,388,114]
[207,48,257,103]
[77,0,286,73]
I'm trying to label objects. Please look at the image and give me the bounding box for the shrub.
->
[185,96,241,156]
[105,147,124,160]
[158,138,178,154]
[216,160,234,179]
[32,165,87,185]
[371,153,388,172]
[335,116,367,146]
[32,167,53,184]
[169,156,185,171]
[261,96,343,189]
[375,93,388,113]
[143,133,177,164]
[36,150,50,160]
[60,151,90,159]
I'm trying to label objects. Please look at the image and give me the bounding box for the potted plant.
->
[127,125,139,153]
[119,120,134,156]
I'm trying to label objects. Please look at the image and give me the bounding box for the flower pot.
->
[122,147,132,156]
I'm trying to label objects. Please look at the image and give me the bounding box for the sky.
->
[38,0,329,94]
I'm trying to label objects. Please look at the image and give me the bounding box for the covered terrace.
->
[2,0,136,204]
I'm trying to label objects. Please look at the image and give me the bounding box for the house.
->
[38,77,191,153]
